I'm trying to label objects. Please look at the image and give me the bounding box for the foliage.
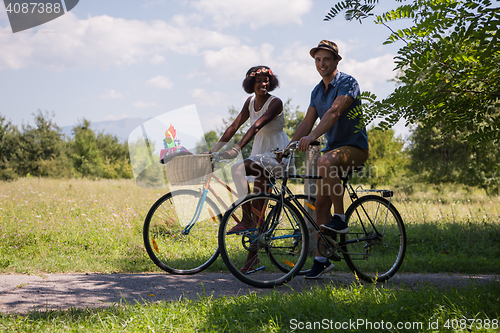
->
[0,115,19,180]
[325,0,378,22]
[195,130,219,154]
[0,112,132,180]
[218,105,253,158]
[282,99,305,139]
[14,110,66,177]
[359,126,409,187]
[1,281,499,332]
[69,119,104,177]
[325,0,500,145]
[409,123,500,193]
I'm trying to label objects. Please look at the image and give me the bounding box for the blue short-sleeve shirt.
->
[309,71,369,152]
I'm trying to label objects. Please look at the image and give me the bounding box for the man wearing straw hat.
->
[290,40,369,278]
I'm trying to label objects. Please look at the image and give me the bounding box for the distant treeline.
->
[1,107,499,194]
[0,111,132,180]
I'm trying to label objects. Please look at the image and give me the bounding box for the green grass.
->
[0,281,499,332]
[1,178,500,330]
[1,178,499,275]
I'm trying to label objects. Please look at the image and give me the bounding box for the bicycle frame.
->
[182,157,279,235]
[276,166,396,254]
[181,159,240,235]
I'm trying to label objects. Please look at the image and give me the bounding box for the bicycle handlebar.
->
[209,152,234,164]
[272,140,321,158]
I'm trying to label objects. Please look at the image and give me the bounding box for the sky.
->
[0,0,411,140]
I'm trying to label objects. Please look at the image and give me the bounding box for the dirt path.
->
[1,272,498,314]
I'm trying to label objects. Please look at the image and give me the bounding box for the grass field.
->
[1,280,499,332]
[1,178,499,331]
[1,178,499,275]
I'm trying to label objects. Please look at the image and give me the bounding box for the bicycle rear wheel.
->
[218,193,308,288]
[341,195,406,282]
[143,189,221,274]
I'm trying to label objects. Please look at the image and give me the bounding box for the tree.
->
[0,115,20,180]
[282,99,306,139]
[69,119,104,178]
[195,130,219,154]
[15,110,66,177]
[325,0,500,144]
[69,119,132,179]
[95,131,133,178]
[409,123,500,193]
[364,126,409,186]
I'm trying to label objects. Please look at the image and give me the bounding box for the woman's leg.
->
[231,160,250,198]
[227,159,268,233]
[230,160,270,270]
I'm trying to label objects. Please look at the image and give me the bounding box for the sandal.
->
[227,218,257,234]
[240,257,260,273]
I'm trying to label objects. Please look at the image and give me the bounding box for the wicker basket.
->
[165,154,212,185]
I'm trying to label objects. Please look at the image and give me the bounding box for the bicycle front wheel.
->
[341,195,406,282]
[219,193,309,288]
[143,189,221,274]
[281,194,317,275]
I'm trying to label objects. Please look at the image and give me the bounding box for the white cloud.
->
[149,55,165,65]
[103,114,131,121]
[273,43,398,98]
[99,89,123,99]
[192,0,313,28]
[142,0,166,7]
[341,53,397,97]
[203,43,275,78]
[133,101,160,108]
[190,89,228,107]
[146,76,174,90]
[198,111,225,132]
[275,42,318,87]
[0,13,240,70]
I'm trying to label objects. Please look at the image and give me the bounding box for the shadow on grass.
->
[401,221,500,274]
[8,281,500,332]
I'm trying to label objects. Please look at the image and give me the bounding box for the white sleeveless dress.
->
[246,95,290,178]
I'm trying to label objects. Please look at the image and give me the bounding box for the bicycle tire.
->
[341,195,406,282]
[143,189,221,274]
[218,192,309,288]
[281,194,317,275]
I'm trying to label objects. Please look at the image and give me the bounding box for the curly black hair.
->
[242,66,279,94]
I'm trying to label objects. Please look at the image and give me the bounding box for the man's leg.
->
[304,182,336,278]
[317,146,368,233]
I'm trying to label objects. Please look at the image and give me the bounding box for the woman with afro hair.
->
[210,65,290,241]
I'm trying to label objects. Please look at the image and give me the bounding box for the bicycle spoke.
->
[219,193,308,288]
[341,195,406,282]
[144,190,221,274]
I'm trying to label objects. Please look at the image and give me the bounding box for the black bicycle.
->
[218,142,406,288]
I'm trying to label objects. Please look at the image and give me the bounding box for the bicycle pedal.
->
[238,229,258,236]
[328,252,342,262]
[243,266,265,275]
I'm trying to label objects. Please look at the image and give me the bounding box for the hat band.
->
[318,44,338,54]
